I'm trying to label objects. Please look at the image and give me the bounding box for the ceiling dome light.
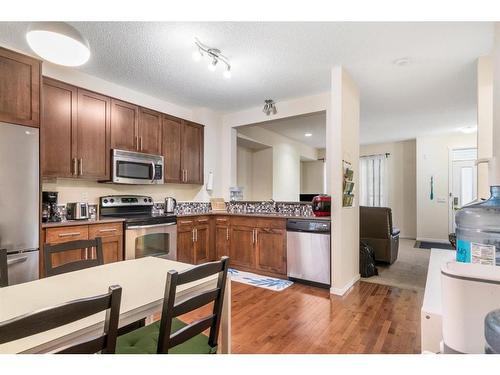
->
[26,22,90,66]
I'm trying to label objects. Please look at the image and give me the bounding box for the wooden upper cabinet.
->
[161,115,182,183]
[76,89,110,179]
[181,121,204,184]
[110,99,138,152]
[138,107,161,155]
[41,78,77,178]
[0,47,41,128]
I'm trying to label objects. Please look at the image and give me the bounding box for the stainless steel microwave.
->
[110,149,164,184]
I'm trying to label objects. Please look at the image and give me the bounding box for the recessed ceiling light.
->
[393,57,410,67]
[304,133,312,137]
[26,22,90,66]
[460,126,477,134]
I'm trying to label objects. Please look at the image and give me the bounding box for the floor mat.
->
[228,268,293,291]
[415,240,454,250]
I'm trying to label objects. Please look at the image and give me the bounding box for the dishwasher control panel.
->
[286,219,330,233]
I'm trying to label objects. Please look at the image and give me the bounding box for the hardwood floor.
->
[179,280,423,354]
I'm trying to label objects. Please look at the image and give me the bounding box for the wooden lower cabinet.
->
[215,217,230,259]
[176,216,214,265]
[177,225,195,264]
[229,225,256,269]
[255,228,286,275]
[41,222,124,277]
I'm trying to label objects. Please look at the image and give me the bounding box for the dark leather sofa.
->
[360,206,400,264]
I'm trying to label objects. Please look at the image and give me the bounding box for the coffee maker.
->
[42,191,61,223]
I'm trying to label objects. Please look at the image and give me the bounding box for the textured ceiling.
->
[0,22,493,143]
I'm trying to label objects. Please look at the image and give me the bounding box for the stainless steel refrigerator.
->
[0,122,39,285]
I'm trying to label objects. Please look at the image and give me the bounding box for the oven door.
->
[125,223,177,260]
[112,150,163,185]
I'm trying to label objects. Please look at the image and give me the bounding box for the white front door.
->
[449,158,477,232]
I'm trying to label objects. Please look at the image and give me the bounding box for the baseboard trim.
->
[330,274,360,296]
[417,237,449,244]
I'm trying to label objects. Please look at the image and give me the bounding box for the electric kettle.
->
[165,197,177,213]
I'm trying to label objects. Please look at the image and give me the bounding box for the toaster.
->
[66,202,89,220]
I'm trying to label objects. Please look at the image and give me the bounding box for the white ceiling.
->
[248,112,327,149]
[0,22,493,144]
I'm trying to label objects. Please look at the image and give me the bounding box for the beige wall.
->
[416,132,477,242]
[477,56,493,199]
[328,66,360,295]
[237,126,318,201]
[360,140,417,239]
[236,145,273,200]
[300,160,325,194]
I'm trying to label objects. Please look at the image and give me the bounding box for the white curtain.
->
[360,154,388,207]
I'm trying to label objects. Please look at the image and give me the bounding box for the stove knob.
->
[148,198,152,203]
[110,198,115,203]
[103,199,108,204]
[144,198,148,203]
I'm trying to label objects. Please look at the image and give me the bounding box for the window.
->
[360,154,388,207]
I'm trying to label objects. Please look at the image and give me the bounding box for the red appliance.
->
[312,195,331,217]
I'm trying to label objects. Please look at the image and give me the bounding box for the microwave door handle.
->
[151,162,156,183]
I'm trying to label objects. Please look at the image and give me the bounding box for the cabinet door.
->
[110,99,138,152]
[177,227,195,264]
[229,225,255,269]
[181,121,204,184]
[88,222,124,264]
[215,225,230,259]
[41,78,77,178]
[76,89,110,179]
[138,107,161,155]
[44,226,89,271]
[0,47,40,127]
[194,224,210,264]
[161,115,182,183]
[256,228,286,275]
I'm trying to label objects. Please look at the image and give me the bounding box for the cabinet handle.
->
[255,229,258,244]
[192,228,195,242]
[195,228,198,242]
[180,220,193,225]
[99,228,117,233]
[135,136,139,151]
[72,158,77,176]
[79,158,83,176]
[198,219,208,223]
[252,229,255,244]
[185,169,188,182]
[58,232,81,237]
[140,137,143,151]
[226,227,229,240]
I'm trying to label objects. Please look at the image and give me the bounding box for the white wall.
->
[39,63,223,204]
[360,140,417,239]
[328,66,360,296]
[477,56,493,199]
[236,145,273,200]
[237,126,318,201]
[416,132,477,242]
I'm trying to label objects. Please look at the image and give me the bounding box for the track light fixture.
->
[263,100,277,116]
[193,38,231,79]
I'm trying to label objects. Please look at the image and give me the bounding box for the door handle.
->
[7,256,28,266]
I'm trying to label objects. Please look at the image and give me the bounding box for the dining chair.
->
[44,237,104,277]
[116,256,230,354]
[0,248,8,287]
[0,285,122,354]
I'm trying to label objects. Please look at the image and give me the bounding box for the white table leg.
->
[219,274,231,354]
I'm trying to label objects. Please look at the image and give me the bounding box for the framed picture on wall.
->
[343,160,355,207]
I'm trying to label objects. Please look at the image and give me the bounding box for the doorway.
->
[449,147,478,233]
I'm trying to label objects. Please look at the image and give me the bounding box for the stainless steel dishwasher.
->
[286,219,331,288]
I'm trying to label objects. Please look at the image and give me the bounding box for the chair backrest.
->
[157,256,229,354]
[0,248,7,287]
[0,285,122,354]
[44,237,104,277]
[360,206,393,239]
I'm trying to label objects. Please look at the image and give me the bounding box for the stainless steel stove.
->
[99,195,177,260]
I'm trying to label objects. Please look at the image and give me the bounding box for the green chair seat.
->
[116,318,217,354]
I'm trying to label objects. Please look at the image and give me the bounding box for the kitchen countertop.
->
[41,217,126,229]
[177,211,331,221]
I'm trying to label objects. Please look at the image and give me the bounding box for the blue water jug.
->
[455,186,500,265]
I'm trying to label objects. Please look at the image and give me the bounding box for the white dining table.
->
[0,257,231,354]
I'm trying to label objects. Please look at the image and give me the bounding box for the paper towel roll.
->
[206,171,214,191]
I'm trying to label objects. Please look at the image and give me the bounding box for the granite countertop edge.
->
[176,212,331,221]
